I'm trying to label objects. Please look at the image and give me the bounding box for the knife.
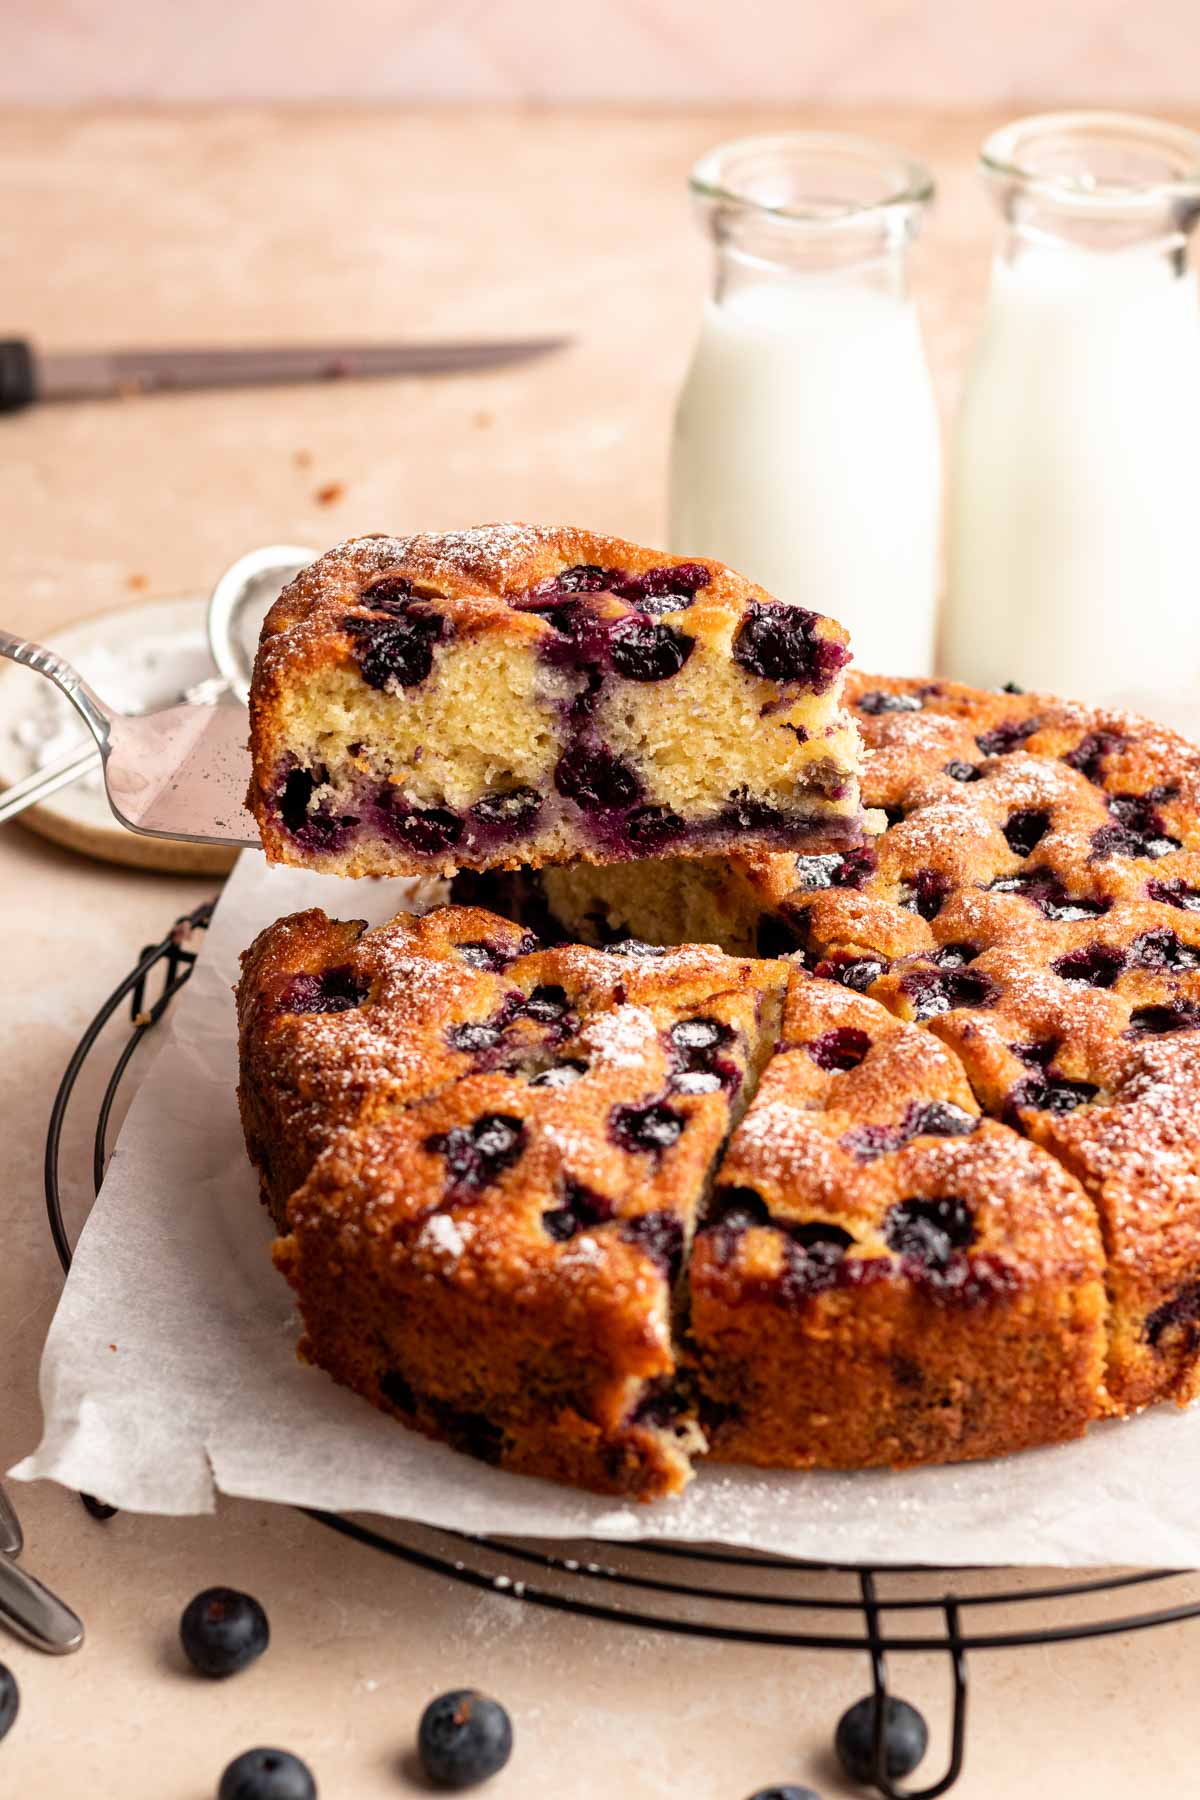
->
[0,333,569,410]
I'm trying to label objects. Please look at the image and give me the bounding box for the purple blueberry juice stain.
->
[1148,878,1200,912]
[625,805,687,850]
[469,787,544,839]
[1125,1002,1200,1038]
[1052,943,1126,988]
[376,797,464,857]
[278,965,369,1015]
[621,1211,685,1280]
[542,1179,614,1242]
[976,718,1041,757]
[733,601,849,692]
[1146,1281,1200,1349]
[554,740,643,813]
[276,765,357,852]
[1063,729,1126,783]
[805,1026,872,1072]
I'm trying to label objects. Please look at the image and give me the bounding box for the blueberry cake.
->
[455,675,1200,1438]
[239,905,787,1497]
[247,527,864,878]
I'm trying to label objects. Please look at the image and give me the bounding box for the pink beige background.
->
[5,0,1198,105]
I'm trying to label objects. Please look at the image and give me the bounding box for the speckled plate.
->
[0,595,241,875]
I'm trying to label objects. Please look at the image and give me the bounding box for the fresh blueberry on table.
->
[180,1587,270,1678]
[744,1787,822,1799]
[835,1693,928,1784]
[418,1688,514,1788]
[0,1663,19,1743]
[217,1746,316,1800]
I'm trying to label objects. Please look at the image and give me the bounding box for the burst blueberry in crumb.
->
[856,689,923,714]
[417,1690,513,1790]
[528,1058,587,1088]
[944,759,982,782]
[885,1196,975,1269]
[610,1101,685,1154]
[1126,1002,1200,1038]
[1148,878,1200,912]
[899,869,951,921]
[1003,807,1051,857]
[976,717,1040,757]
[1146,1281,1200,1349]
[180,1588,270,1678]
[1130,928,1200,972]
[1010,1074,1098,1114]
[542,1179,613,1241]
[427,1114,526,1194]
[554,740,643,813]
[1052,944,1126,988]
[344,604,445,690]
[805,1026,871,1072]
[622,1210,686,1278]
[733,600,849,690]
[470,787,543,834]
[279,966,369,1015]
[608,618,694,682]
[835,1695,928,1785]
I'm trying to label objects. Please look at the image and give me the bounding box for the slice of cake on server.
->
[247,526,865,878]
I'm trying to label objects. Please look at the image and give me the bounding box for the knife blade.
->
[0,334,569,410]
[0,1554,85,1655]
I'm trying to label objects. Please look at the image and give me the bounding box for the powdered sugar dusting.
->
[581,1004,659,1068]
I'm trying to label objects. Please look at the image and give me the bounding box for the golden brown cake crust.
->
[247,528,862,879]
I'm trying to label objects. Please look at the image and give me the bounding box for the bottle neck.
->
[709,225,916,308]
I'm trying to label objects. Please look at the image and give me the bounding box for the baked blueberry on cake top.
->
[247,527,864,878]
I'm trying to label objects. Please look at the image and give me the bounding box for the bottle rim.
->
[981,111,1200,209]
[689,132,934,228]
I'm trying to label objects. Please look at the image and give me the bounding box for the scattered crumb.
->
[109,1343,117,1352]
[315,481,346,507]
[473,410,493,429]
[293,449,314,469]
[126,573,149,592]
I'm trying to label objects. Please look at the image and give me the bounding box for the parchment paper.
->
[13,840,1200,1567]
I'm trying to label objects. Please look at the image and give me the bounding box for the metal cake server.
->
[0,629,259,847]
[0,541,316,848]
[0,1481,84,1654]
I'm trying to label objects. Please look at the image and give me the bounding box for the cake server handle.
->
[0,630,117,756]
[0,1552,85,1654]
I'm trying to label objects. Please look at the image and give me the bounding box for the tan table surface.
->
[3,104,1200,1800]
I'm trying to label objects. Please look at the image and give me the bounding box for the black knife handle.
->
[0,339,36,412]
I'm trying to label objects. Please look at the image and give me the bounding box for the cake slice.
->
[250,906,787,1499]
[685,971,1109,1469]
[247,527,864,878]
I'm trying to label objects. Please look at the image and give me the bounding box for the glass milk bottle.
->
[668,134,942,674]
[945,112,1200,700]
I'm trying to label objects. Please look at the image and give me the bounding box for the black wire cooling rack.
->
[43,900,1200,1800]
